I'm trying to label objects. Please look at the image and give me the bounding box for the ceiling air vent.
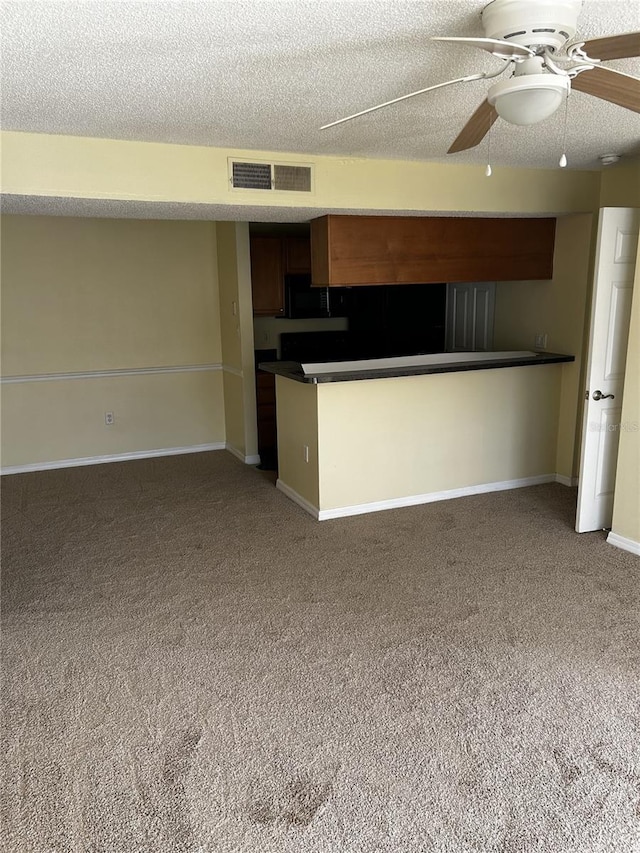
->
[273,164,312,192]
[229,159,313,193]
[231,161,272,190]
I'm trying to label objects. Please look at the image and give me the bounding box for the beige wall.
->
[493,214,593,480]
[216,222,243,370]
[1,215,225,468]
[1,215,221,373]
[599,158,640,208]
[276,376,319,508]
[221,371,245,455]
[216,221,258,461]
[1,372,224,467]
[611,236,640,545]
[315,367,561,511]
[1,131,601,216]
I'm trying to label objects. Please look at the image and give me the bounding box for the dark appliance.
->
[348,283,446,358]
[284,274,350,319]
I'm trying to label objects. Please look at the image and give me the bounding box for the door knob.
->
[592,390,615,401]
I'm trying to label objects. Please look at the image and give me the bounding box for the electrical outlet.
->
[105,412,114,425]
[534,333,548,350]
[303,445,309,463]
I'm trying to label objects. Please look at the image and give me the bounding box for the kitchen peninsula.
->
[260,351,575,520]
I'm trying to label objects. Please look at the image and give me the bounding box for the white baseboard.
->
[555,474,578,487]
[0,443,226,475]
[276,474,559,521]
[606,531,640,557]
[276,479,320,519]
[225,443,261,465]
[317,474,558,520]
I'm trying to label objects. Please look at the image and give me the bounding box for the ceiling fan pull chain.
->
[485,120,493,177]
[559,92,569,168]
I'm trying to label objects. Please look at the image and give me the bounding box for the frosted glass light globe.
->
[488,74,569,126]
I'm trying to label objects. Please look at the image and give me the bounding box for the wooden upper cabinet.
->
[310,215,556,286]
[250,236,285,316]
[283,237,311,274]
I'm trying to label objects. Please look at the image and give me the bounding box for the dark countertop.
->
[258,351,575,384]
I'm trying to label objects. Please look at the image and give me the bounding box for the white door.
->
[446,282,495,351]
[576,207,639,533]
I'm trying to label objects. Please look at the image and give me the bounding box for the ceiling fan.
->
[321,0,640,155]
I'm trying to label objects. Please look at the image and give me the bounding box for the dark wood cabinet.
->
[250,236,285,316]
[256,369,277,466]
[283,237,312,274]
[310,215,556,286]
[250,235,312,315]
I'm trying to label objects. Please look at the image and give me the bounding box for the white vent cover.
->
[229,159,313,193]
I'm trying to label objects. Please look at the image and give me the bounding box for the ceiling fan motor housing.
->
[482,0,581,52]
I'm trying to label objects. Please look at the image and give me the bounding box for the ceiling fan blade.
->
[580,31,640,61]
[571,66,640,113]
[431,36,534,60]
[448,99,499,154]
[320,72,493,130]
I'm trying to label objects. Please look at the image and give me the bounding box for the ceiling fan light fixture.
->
[487,74,569,125]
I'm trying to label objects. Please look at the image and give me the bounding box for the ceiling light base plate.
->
[482,0,581,52]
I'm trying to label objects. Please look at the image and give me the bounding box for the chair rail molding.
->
[0,363,223,384]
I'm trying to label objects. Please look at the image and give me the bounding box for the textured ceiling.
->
[2,194,561,222]
[1,0,639,176]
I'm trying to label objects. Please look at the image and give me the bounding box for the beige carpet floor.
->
[1,451,639,853]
